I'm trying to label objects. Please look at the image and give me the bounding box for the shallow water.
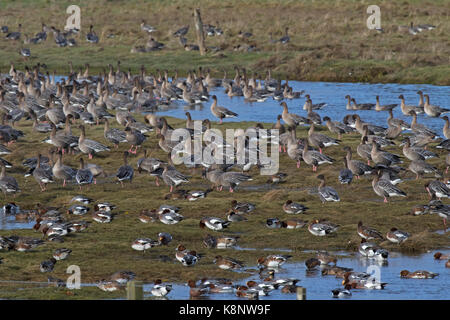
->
[154,80,450,136]
[0,213,35,230]
[142,250,450,300]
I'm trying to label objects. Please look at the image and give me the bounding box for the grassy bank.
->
[0,0,449,84]
[0,111,448,299]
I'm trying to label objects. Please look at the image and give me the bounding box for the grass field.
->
[0,0,449,84]
[0,112,448,299]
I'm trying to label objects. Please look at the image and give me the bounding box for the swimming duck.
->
[187,279,210,297]
[316,252,337,265]
[359,239,389,260]
[92,210,113,223]
[97,280,121,292]
[331,285,352,298]
[305,258,321,270]
[110,271,136,284]
[423,94,449,117]
[257,254,292,268]
[151,279,172,297]
[400,270,439,279]
[433,252,449,260]
[137,209,158,223]
[227,210,248,222]
[157,232,172,246]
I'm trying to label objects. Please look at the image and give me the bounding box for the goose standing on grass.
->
[280,102,308,129]
[424,94,449,117]
[387,109,410,130]
[78,125,110,159]
[104,119,126,148]
[375,96,397,112]
[402,138,438,162]
[339,157,353,184]
[317,175,340,203]
[161,164,189,193]
[372,170,407,203]
[124,126,146,154]
[441,116,450,139]
[52,151,76,187]
[210,95,238,124]
[398,95,424,115]
[0,163,20,197]
[302,139,334,172]
[116,151,134,187]
[75,158,94,190]
[86,25,99,43]
[308,123,340,154]
[33,153,54,191]
[217,171,253,193]
[425,179,450,200]
[322,117,353,139]
[408,160,441,180]
[370,142,402,167]
[305,100,322,125]
[343,146,373,179]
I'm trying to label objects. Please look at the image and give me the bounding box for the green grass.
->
[0,113,448,299]
[0,0,449,84]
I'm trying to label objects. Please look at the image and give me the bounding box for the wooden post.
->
[194,8,206,55]
[127,280,143,300]
[296,286,306,300]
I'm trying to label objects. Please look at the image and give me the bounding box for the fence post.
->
[194,8,206,55]
[296,286,306,300]
[127,280,143,300]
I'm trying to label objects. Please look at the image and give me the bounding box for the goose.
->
[75,158,94,190]
[86,25,99,43]
[375,96,397,111]
[384,124,403,140]
[417,24,436,31]
[33,154,54,191]
[86,94,114,125]
[441,116,450,139]
[322,116,353,139]
[124,126,146,154]
[305,100,322,125]
[408,22,420,35]
[387,109,410,130]
[308,123,340,153]
[370,142,402,166]
[287,129,303,168]
[372,170,407,203]
[351,98,375,110]
[437,139,450,151]
[104,118,126,148]
[398,95,424,115]
[303,94,327,110]
[52,151,76,187]
[116,151,134,187]
[0,163,20,196]
[317,175,340,202]
[137,149,166,186]
[147,37,165,51]
[210,95,238,124]
[339,157,353,184]
[20,48,30,57]
[279,27,290,43]
[217,171,253,192]
[403,138,438,162]
[308,219,339,236]
[409,111,437,137]
[425,179,450,200]
[302,138,334,172]
[78,125,110,159]
[161,164,189,192]
[386,228,410,244]
[424,94,449,117]
[280,101,308,128]
[353,115,386,136]
[417,90,425,108]
[427,198,449,230]
[343,146,373,178]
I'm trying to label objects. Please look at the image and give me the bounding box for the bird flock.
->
[0,61,448,299]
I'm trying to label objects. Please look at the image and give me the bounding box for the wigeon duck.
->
[92,210,112,223]
[446,260,450,268]
[281,284,298,293]
[199,217,231,231]
[175,244,199,267]
[308,219,339,236]
[110,271,136,284]
[158,232,172,245]
[53,248,71,260]
[95,203,116,212]
[282,200,308,214]
[188,279,209,297]
[214,256,244,270]
[342,272,387,289]
[331,285,352,298]
[245,281,275,296]
[227,210,248,222]
[68,220,90,233]
[47,276,65,288]
[386,228,410,244]
[235,287,259,299]
[305,258,321,270]
[70,195,92,204]
[357,221,384,240]
[266,218,284,228]
[131,238,159,253]
[159,209,184,225]
[359,239,389,260]
[158,205,180,214]
[97,279,121,292]
[257,254,292,268]
[321,266,353,277]
[400,270,439,279]
[230,200,256,214]
[316,252,337,265]
[203,234,239,248]
[433,252,449,260]
[186,189,212,201]
[67,205,89,216]
[266,172,288,184]
[151,279,172,297]
[11,238,43,252]
[40,258,56,272]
